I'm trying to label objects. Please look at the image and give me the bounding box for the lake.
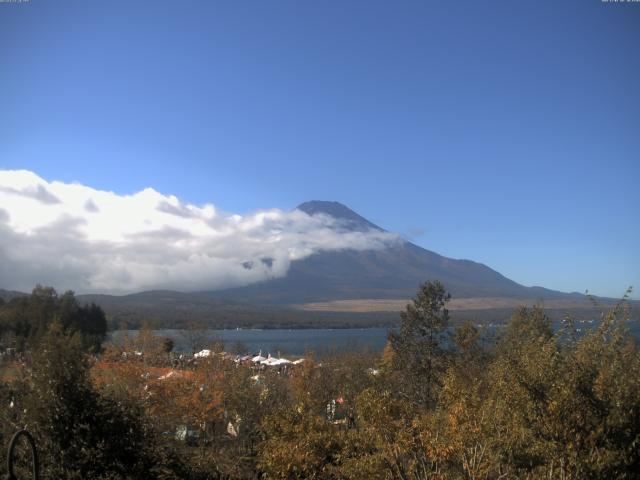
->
[110,328,390,356]
[110,320,640,356]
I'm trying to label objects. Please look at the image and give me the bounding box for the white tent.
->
[194,349,211,358]
[251,350,266,363]
[260,357,291,366]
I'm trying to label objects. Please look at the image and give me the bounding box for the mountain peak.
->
[296,201,382,231]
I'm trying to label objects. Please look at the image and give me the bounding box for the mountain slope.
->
[0,288,27,302]
[211,201,574,305]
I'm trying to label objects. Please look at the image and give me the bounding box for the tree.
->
[388,280,451,406]
[0,286,107,352]
[486,302,640,479]
[439,323,497,480]
[336,387,452,480]
[160,336,174,354]
[19,322,157,479]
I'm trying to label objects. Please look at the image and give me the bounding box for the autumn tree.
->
[486,302,640,479]
[438,322,497,480]
[336,387,452,480]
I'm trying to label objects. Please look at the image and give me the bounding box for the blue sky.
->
[1,0,638,298]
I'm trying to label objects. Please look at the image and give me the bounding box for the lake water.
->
[111,328,390,356]
[110,320,640,357]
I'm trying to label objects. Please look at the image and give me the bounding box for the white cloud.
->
[0,170,398,294]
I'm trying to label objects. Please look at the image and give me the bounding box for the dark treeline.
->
[0,285,107,352]
[0,282,638,479]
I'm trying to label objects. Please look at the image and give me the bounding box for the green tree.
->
[19,322,157,479]
[0,286,107,352]
[388,280,451,406]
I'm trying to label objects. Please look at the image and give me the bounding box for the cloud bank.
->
[0,170,398,294]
